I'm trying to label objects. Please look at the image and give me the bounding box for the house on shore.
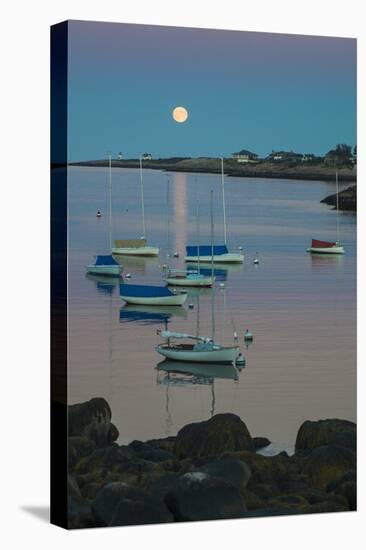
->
[266,150,303,162]
[301,154,316,162]
[324,145,353,167]
[142,153,153,161]
[232,149,259,163]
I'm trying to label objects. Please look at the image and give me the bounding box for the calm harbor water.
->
[67,166,356,454]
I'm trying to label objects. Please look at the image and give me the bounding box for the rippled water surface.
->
[67,166,356,453]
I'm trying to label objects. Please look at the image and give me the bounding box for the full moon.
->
[172,106,188,123]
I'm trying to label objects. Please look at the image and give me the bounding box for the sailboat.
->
[120,283,187,306]
[164,182,215,287]
[307,171,345,255]
[86,155,123,277]
[184,158,244,264]
[112,155,159,256]
[156,191,244,365]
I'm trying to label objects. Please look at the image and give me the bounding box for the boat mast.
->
[196,189,200,338]
[196,185,200,274]
[139,155,146,239]
[166,178,170,260]
[108,154,112,251]
[335,170,340,244]
[210,190,215,342]
[221,157,227,246]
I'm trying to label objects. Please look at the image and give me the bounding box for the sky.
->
[67,20,356,161]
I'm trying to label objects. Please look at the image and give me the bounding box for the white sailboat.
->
[112,155,159,256]
[164,183,215,287]
[86,155,123,277]
[120,283,187,306]
[307,171,345,255]
[184,158,244,263]
[156,191,244,365]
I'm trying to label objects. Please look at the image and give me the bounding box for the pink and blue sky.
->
[67,20,356,161]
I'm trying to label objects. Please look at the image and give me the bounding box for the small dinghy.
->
[164,268,215,287]
[96,210,102,218]
[120,283,187,306]
[307,172,345,255]
[86,254,122,277]
[307,239,344,255]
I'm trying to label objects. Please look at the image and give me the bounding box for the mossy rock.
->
[68,398,117,447]
[175,413,255,458]
[300,445,355,490]
[295,419,356,453]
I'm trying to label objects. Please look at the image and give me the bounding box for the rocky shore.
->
[68,398,356,529]
[69,158,357,183]
[321,185,357,212]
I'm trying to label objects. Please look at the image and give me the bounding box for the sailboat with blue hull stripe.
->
[86,155,123,277]
[120,284,187,306]
[185,158,244,264]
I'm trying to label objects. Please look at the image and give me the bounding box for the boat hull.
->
[184,253,244,264]
[165,276,215,287]
[307,246,344,255]
[156,344,240,364]
[86,265,122,276]
[112,246,159,256]
[120,293,187,306]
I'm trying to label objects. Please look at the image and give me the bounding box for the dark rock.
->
[175,413,255,459]
[122,458,155,475]
[224,449,293,487]
[115,444,136,462]
[329,430,356,452]
[295,419,356,453]
[137,449,175,463]
[108,423,119,444]
[74,445,120,474]
[335,482,356,510]
[300,445,355,490]
[69,436,96,467]
[241,488,265,510]
[68,398,117,447]
[267,494,309,510]
[92,482,173,527]
[165,472,247,521]
[301,501,348,514]
[249,483,279,500]
[146,436,176,454]
[147,473,181,501]
[68,496,93,529]
[244,507,301,517]
[327,469,356,491]
[200,459,251,493]
[129,440,153,453]
[81,482,102,501]
[68,474,83,501]
[253,437,271,450]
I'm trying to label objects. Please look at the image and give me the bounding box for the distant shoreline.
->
[67,158,357,183]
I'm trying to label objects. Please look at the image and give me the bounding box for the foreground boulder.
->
[92,482,173,526]
[295,419,356,453]
[68,398,119,447]
[300,445,355,490]
[175,413,255,458]
[199,459,251,494]
[165,472,247,521]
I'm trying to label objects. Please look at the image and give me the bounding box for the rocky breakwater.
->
[67,399,356,528]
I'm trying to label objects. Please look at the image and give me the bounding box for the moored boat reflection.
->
[120,304,187,325]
